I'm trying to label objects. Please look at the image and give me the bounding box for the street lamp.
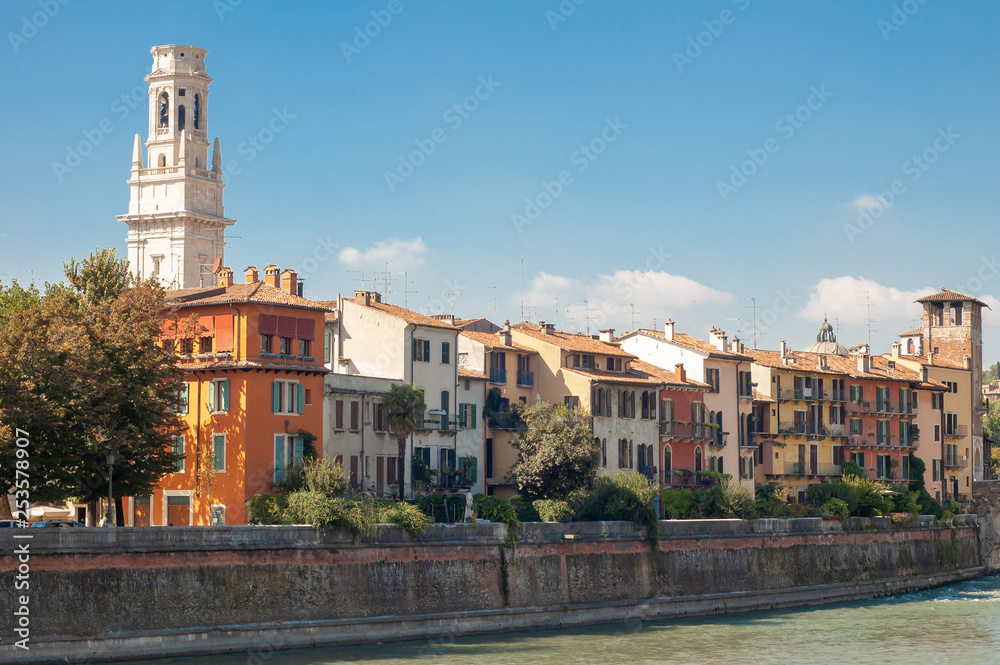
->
[106,452,116,527]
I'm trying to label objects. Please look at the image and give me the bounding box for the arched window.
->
[629,439,634,469]
[159,92,169,128]
[641,391,649,419]
[158,154,166,167]
[709,455,716,472]
[663,445,672,478]
[694,446,703,473]
[194,93,201,130]
[178,105,186,131]
[602,438,607,467]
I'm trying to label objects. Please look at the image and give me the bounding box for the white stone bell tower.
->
[117,45,235,289]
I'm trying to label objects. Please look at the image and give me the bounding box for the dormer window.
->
[607,357,622,372]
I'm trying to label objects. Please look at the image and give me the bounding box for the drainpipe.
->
[194,377,202,504]
[406,324,416,499]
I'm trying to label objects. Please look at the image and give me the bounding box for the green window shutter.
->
[324,331,331,363]
[412,337,418,359]
[181,383,189,414]
[208,381,216,412]
[274,435,285,480]
[424,339,430,362]
[213,434,225,471]
[297,383,305,414]
[222,380,230,412]
[471,404,477,429]
[272,381,280,412]
[470,456,477,483]
[293,437,304,464]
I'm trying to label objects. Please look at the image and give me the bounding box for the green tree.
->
[64,247,131,305]
[507,402,599,501]
[983,361,1000,385]
[383,383,426,501]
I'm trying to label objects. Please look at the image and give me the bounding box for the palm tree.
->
[384,383,426,501]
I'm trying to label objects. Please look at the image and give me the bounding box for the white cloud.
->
[850,194,891,212]
[338,237,429,269]
[798,276,936,341]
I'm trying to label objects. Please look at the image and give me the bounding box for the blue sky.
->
[1,0,998,356]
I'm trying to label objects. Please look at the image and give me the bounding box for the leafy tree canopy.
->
[506,402,599,501]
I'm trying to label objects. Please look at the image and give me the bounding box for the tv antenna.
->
[629,303,641,332]
[347,270,371,290]
[744,297,760,348]
[519,246,525,321]
[403,272,418,309]
[858,290,877,349]
[381,260,396,302]
[484,286,497,323]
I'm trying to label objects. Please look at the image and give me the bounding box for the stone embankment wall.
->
[0,517,983,664]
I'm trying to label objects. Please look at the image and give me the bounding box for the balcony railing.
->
[516,371,534,387]
[944,425,969,439]
[664,470,717,487]
[487,410,523,431]
[659,422,713,439]
[489,367,507,384]
[783,462,841,476]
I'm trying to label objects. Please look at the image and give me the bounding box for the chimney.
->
[857,354,871,374]
[540,321,555,335]
[732,336,742,354]
[354,290,371,307]
[280,269,298,295]
[963,355,971,370]
[818,355,828,370]
[499,319,512,347]
[927,350,935,366]
[599,329,615,343]
[432,314,456,324]
[921,366,929,382]
[664,319,674,341]
[217,267,234,287]
[674,363,686,383]
[709,328,728,352]
[891,342,901,359]
[780,340,788,359]
[263,264,281,288]
[245,265,259,283]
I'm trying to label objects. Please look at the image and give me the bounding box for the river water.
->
[115,575,1000,665]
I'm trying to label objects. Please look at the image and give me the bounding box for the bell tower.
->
[117,45,235,289]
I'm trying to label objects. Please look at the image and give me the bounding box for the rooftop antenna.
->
[484,286,497,323]
[744,297,760,349]
[347,270,369,290]
[403,272,418,310]
[725,316,742,338]
[629,303,641,332]
[381,260,396,302]
[859,290,877,350]
[519,246,525,321]
[692,300,697,336]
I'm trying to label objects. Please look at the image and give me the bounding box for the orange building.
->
[132,264,329,526]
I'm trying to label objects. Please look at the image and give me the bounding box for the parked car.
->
[29,520,85,528]
[0,519,26,528]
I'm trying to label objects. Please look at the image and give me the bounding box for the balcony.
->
[659,422,712,440]
[829,390,847,403]
[944,425,969,440]
[489,368,507,384]
[782,462,842,477]
[846,401,872,413]
[665,470,717,487]
[709,431,729,448]
[516,371,534,387]
[486,410,523,431]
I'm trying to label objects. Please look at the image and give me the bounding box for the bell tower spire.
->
[117,44,236,289]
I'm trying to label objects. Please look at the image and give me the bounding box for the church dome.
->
[803,318,850,356]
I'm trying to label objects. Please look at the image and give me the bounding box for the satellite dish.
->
[160,271,177,288]
[211,257,222,274]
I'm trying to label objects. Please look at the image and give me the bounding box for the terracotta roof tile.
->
[898,328,923,337]
[752,389,776,403]
[745,347,947,387]
[629,359,711,389]
[365,301,460,330]
[167,282,331,312]
[458,367,488,380]
[460,330,537,352]
[916,288,989,307]
[512,323,634,358]
[564,367,662,386]
[632,329,754,361]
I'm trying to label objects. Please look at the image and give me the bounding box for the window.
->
[950,304,963,326]
[661,399,674,432]
[279,337,292,355]
[944,444,959,467]
[850,384,864,403]
[374,402,387,432]
[178,104,186,130]
[877,454,891,479]
[298,339,311,357]
[172,435,185,472]
[212,434,226,472]
[174,383,189,415]
[159,92,169,128]
[441,341,450,364]
[485,438,494,479]
[335,399,344,429]
[831,378,845,401]
[324,331,332,363]
[273,434,305,482]
[876,419,891,445]
[179,338,194,355]
[208,379,230,413]
[944,381,958,394]
[850,451,865,468]
[849,418,862,436]
[706,368,720,393]
[829,405,844,425]
[350,401,360,431]
[193,93,200,130]
[260,334,273,354]
[607,357,622,372]
[200,336,213,354]
[272,380,304,415]
[833,445,844,466]
[694,446,703,472]
[663,445,672,476]
[210,504,225,526]
[899,420,910,445]
[934,424,941,442]
[945,412,959,436]
[304,389,312,406]
[602,438,607,467]
[933,459,942,481]
[413,337,431,362]
[618,439,633,469]
[440,390,450,428]
[179,88,186,97]
[564,395,580,410]
[932,393,943,410]
[459,403,477,429]
[876,386,890,412]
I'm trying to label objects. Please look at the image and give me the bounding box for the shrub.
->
[284,491,339,526]
[755,482,791,518]
[892,489,920,515]
[821,498,850,520]
[806,481,859,514]
[415,493,466,523]
[916,489,944,518]
[511,495,541,523]
[841,473,893,517]
[533,498,574,522]
[246,493,287,524]
[660,488,694,519]
[713,477,757,519]
[302,457,347,497]
[473,494,519,529]
[275,463,308,493]
[576,472,658,544]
